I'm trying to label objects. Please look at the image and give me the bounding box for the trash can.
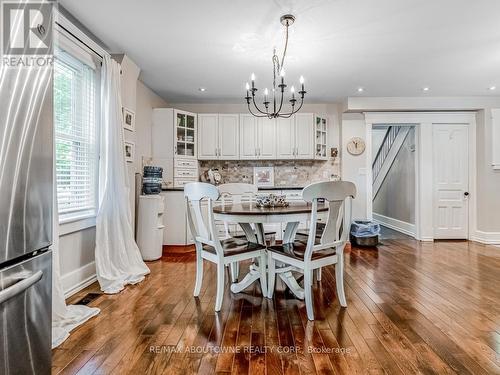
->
[350,220,380,247]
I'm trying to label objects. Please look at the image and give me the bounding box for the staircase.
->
[372,126,411,198]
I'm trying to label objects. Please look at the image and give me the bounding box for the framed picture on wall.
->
[124,141,135,163]
[253,166,274,187]
[122,107,135,132]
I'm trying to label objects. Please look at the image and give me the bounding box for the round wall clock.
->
[347,137,366,155]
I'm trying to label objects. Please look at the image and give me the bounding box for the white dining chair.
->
[267,181,356,320]
[184,182,268,312]
[218,182,276,282]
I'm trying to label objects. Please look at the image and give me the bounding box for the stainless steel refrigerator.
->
[0,37,53,375]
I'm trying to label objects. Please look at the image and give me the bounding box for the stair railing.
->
[372,126,400,182]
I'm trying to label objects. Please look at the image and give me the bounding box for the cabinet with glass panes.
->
[314,115,328,160]
[174,110,197,159]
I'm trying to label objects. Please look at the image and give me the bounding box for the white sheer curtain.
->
[52,152,100,349]
[95,56,150,294]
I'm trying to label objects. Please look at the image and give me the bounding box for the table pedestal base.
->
[230,221,305,298]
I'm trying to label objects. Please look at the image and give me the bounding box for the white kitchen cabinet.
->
[153,108,199,188]
[198,114,239,160]
[314,114,328,160]
[276,114,314,160]
[258,117,277,159]
[276,117,296,159]
[239,114,259,159]
[174,109,197,159]
[161,191,193,245]
[239,115,277,160]
[219,114,239,159]
[295,113,315,159]
[198,114,218,159]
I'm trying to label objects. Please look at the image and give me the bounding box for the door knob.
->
[464,192,469,197]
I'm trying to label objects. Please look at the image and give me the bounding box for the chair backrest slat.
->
[301,181,356,260]
[218,183,258,205]
[217,183,258,238]
[185,183,221,248]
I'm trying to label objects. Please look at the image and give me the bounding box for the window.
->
[54,35,100,223]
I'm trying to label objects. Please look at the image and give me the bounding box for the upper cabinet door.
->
[276,116,295,159]
[239,114,258,159]
[258,117,277,159]
[295,113,314,159]
[174,110,197,159]
[218,114,239,160]
[198,114,218,160]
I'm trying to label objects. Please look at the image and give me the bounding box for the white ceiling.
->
[60,0,500,103]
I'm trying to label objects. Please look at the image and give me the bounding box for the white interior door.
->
[197,114,218,159]
[433,124,469,239]
[276,117,295,159]
[218,114,239,160]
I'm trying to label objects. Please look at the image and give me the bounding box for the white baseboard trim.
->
[470,230,500,245]
[61,261,97,298]
[373,213,416,237]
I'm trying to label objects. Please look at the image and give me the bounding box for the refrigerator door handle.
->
[0,270,43,305]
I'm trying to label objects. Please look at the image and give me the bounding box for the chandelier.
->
[244,14,306,119]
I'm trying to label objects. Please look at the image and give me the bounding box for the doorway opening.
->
[371,125,417,237]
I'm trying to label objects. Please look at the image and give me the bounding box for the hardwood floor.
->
[52,239,500,374]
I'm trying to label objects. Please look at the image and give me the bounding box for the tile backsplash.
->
[199,159,340,187]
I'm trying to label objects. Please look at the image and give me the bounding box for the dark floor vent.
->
[75,293,102,305]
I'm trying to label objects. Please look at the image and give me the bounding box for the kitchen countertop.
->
[161,185,304,192]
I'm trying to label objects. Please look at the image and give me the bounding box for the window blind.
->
[54,46,98,221]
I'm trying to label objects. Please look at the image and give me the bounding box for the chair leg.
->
[316,267,322,281]
[230,262,239,282]
[215,263,225,312]
[267,253,276,299]
[304,269,314,320]
[194,247,203,297]
[335,250,347,307]
[259,252,268,298]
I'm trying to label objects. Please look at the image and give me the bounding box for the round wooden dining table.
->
[213,202,328,299]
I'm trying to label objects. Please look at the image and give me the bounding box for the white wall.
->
[135,80,169,166]
[341,113,371,220]
[112,54,140,227]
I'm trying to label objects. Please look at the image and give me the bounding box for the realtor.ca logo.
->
[1,0,54,67]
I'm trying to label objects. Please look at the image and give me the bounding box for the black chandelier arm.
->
[246,102,269,118]
[278,95,305,117]
[251,92,269,116]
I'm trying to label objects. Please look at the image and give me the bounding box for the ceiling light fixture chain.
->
[244,14,306,119]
